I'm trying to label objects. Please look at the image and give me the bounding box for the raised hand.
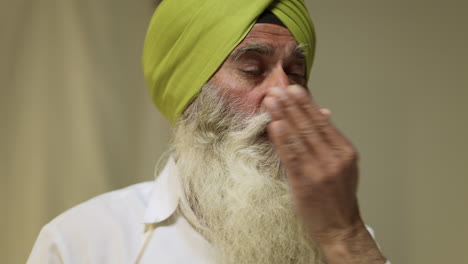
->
[263,85,386,263]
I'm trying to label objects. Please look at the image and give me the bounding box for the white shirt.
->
[28,158,390,264]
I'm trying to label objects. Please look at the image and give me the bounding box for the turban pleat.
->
[143,0,315,125]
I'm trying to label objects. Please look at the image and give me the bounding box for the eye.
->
[288,72,306,80]
[286,63,306,81]
[241,69,263,76]
[239,66,264,77]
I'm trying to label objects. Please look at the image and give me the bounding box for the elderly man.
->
[28,0,390,263]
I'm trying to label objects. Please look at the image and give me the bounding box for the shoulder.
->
[28,182,154,264]
[52,181,153,227]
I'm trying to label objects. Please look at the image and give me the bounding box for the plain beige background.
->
[1,0,467,263]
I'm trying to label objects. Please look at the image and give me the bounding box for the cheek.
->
[231,90,265,115]
[211,68,264,114]
[216,79,264,114]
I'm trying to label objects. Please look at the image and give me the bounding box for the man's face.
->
[210,23,307,116]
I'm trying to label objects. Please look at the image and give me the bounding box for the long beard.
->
[171,83,324,264]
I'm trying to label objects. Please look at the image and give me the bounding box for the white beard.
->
[170,83,324,264]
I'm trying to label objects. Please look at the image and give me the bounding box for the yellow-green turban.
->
[143,0,316,125]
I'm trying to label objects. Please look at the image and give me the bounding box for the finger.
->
[267,119,314,175]
[324,123,358,160]
[286,85,330,128]
[262,95,283,121]
[266,86,355,159]
[286,86,354,153]
[319,108,331,117]
[269,86,330,157]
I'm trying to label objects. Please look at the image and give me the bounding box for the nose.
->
[259,66,290,113]
[264,66,290,90]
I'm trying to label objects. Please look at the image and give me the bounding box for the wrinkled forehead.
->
[230,25,305,63]
[231,13,304,63]
[235,10,302,56]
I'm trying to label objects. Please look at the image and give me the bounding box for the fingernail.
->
[264,96,280,112]
[287,85,304,99]
[320,108,331,116]
[270,87,288,100]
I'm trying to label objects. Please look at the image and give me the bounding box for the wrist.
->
[314,221,386,264]
[311,217,366,246]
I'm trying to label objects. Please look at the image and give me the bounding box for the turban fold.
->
[143,0,316,125]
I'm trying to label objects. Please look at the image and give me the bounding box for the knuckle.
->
[280,136,307,166]
[299,122,318,138]
[342,148,358,161]
[284,135,306,154]
[314,172,338,187]
[303,102,316,113]
[285,153,302,168]
[315,118,329,130]
[312,109,329,125]
[324,160,343,175]
[323,156,351,173]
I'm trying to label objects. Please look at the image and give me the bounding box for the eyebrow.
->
[292,43,307,60]
[231,42,307,62]
[232,43,274,61]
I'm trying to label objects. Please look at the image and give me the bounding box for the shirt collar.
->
[143,156,182,224]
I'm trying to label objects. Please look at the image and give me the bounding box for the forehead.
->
[236,23,298,49]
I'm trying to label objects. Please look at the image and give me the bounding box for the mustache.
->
[227,112,272,142]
